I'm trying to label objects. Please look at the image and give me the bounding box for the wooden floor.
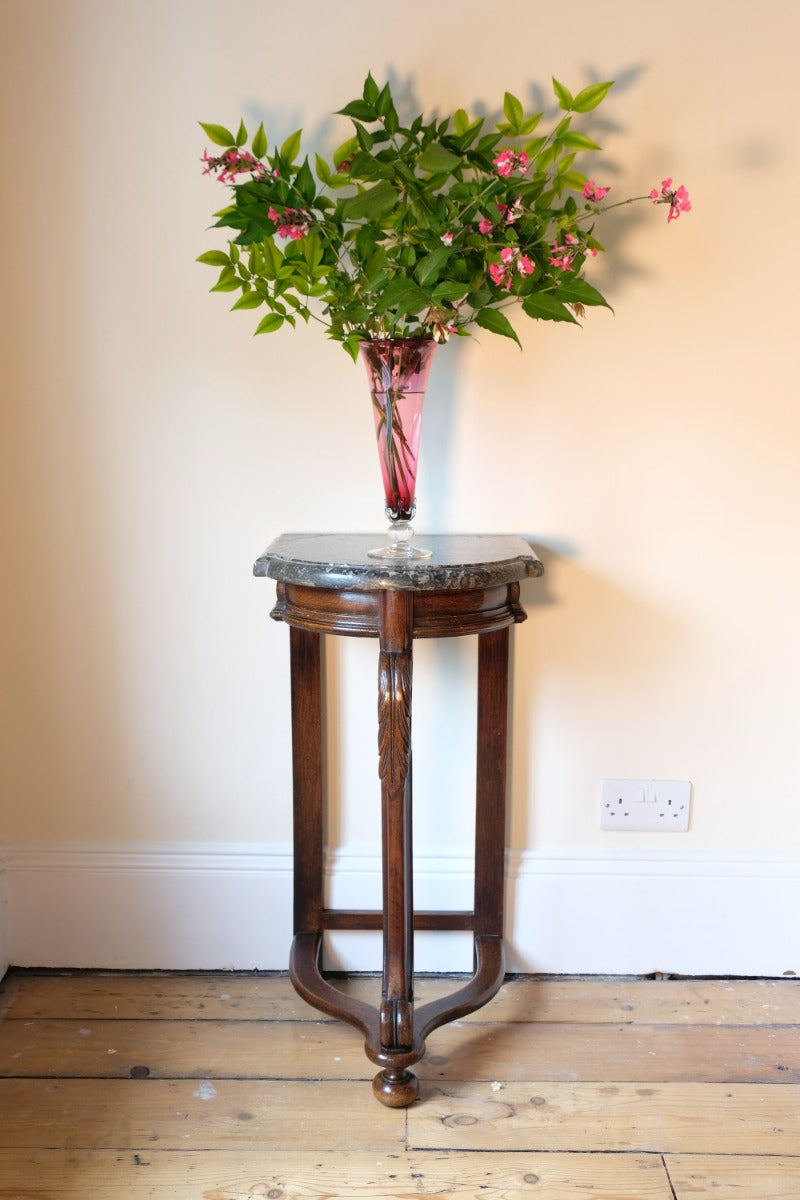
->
[1,971,799,1198]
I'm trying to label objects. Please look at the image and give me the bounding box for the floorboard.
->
[0,1148,675,1199]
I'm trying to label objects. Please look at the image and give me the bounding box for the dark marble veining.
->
[254,533,543,591]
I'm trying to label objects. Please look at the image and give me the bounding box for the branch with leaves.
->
[198,74,690,358]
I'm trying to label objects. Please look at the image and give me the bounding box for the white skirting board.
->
[1,844,798,977]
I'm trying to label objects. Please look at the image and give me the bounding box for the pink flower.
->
[201,149,219,176]
[493,149,529,177]
[651,178,692,222]
[218,149,257,182]
[268,205,311,240]
[201,148,264,183]
[494,150,514,177]
[478,217,493,235]
[582,180,610,202]
[490,246,535,289]
[441,231,454,246]
[549,243,575,271]
[668,184,692,222]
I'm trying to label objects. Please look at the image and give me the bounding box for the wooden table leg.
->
[373,588,419,1107]
[288,626,324,937]
[475,627,510,945]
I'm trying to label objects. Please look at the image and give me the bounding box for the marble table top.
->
[254,533,543,592]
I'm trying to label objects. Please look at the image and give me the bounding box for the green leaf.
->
[561,130,602,151]
[560,169,589,191]
[254,313,285,334]
[315,152,332,184]
[339,180,398,222]
[303,230,323,270]
[476,307,521,347]
[264,240,284,274]
[551,78,574,111]
[337,99,378,122]
[235,119,247,148]
[199,121,235,147]
[251,122,267,159]
[417,142,462,174]
[523,135,546,158]
[503,91,524,130]
[342,333,363,361]
[376,81,394,118]
[280,129,302,163]
[231,291,265,311]
[333,135,359,168]
[555,277,612,309]
[537,144,559,170]
[522,292,578,323]
[374,276,430,316]
[432,281,469,302]
[572,80,614,113]
[295,157,317,203]
[518,113,542,136]
[453,108,471,135]
[210,265,238,292]
[415,245,451,287]
[196,250,230,266]
[354,121,374,152]
[363,73,379,105]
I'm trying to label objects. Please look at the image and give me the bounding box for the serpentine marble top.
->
[254,533,543,592]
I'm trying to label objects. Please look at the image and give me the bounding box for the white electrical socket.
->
[599,778,691,831]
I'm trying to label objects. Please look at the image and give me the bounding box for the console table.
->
[254,533,542,1105]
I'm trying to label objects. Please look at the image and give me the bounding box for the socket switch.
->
[599,778,691,831]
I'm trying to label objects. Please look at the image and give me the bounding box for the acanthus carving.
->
[377,650,412,790]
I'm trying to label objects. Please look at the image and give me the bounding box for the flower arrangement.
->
[198,73,690,359]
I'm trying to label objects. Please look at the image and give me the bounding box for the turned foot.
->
[372,1068,419,1107]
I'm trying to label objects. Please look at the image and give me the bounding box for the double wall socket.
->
[599,778,691,831]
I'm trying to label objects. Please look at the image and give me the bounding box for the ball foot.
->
[372,1068,419,1107]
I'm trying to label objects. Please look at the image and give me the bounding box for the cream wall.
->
[2,0,799,972]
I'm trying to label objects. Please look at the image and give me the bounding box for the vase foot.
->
[368,519,431,560]
[367,542,432,560]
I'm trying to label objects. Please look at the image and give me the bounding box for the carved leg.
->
[373,589,418,1106]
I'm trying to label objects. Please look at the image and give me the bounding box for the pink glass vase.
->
[359,337,437,559]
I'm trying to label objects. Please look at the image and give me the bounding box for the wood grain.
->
[0,1148,675,1199]
[0,1078,404,1151]
[407,1081,800,1155]
[667,1154,800,1198]
[6,972,798,1025]
[2,1016,797,1083]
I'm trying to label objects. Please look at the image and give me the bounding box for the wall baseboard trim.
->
[2,842,798,976]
